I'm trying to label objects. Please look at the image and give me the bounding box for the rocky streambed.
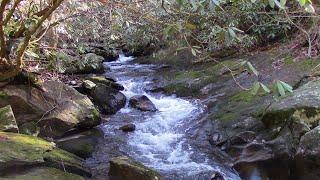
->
[85,55,241,179]
[2,48,320,180]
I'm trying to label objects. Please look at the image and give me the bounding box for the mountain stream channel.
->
[85,55,242,180]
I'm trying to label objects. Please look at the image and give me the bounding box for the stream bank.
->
[136,48,320,179]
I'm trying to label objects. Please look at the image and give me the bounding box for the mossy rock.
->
[230,91,256,103]
[109,156,163,180]
[1,167,84,180]
[87,76,124,91]
[0,132,90,177]
[0,105,18,132]
[262,80,320,128]
[0,81,101,138]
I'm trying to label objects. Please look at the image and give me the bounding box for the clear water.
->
[100,54,241,179]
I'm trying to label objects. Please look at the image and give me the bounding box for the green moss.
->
[296,58,320,71]
[206,59,242,75]
[92,108,100,120]
[0,91,8,101]
[215,112,237,122]
[174,70,203,80]
[44,148,83,168]
[0,132,54,163]
[2,167,84,180]
[88,76,108,84]
[230,90,256,103]
[284,56,294,65]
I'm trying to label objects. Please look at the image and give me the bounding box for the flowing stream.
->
[88,55,241,179]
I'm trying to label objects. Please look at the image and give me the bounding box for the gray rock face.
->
[262,80,320,129]
[0,81,101,138]
[129,95,157,112]
[91,83,126,115]
[109,156,163,180]
[0,105,18,133]
[296,126,320,163]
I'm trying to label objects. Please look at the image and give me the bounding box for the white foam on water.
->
[104,55,241,179]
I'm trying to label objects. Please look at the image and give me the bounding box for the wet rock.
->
[209,132,226,146]
[56,128,103,158]
[230,131,256,146]
[91,83,126,114]
[210,172,224,180]
[0,81,101,138]
[296,126,320,167]
[119,124,136,132]
[129,95,157,112]
[1,167,85,180]
[109,156,163,180]
[0,132,90,177]
[262,80,320,128]
[233,126,296,171]
[233,142,273,165]
[0,105,18,133]
[87,76,124,91]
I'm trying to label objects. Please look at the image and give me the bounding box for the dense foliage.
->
[0,0,317,82]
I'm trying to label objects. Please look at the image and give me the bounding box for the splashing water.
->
[100,55,241,179]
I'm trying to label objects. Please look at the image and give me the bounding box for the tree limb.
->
[0,0,10,59]
[3,0,23,26]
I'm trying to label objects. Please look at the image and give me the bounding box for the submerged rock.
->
[0,105,18,133]
[90,83,126,115]
[0,132,90,177]
[119,124,136,132]
[0,81,101,138]
[129,95,157,112]
[109,156,163,180]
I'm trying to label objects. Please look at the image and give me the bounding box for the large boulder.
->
[0,105,18,132]
[0,81,101,138]
[262,80,320,129]
[0,132,90,177]
[109,156,163,180]
[90,83,126,115]
[129,95,157,112]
